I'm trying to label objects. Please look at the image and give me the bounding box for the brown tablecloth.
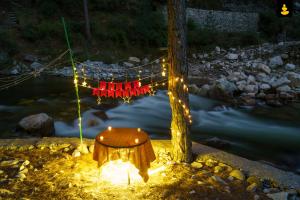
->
[93,128,156,182]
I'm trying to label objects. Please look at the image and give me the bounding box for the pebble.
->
[72,150,81,157]
[229,169,245,181]
[254,194,260,200]
[246,183,257,192]
[267,192,288,200]
[205,159,217,167]
[189,190,196,194]
[191,161,203,169]
[211,175,227,185]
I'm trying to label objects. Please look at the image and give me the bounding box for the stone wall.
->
[186,8,259,32]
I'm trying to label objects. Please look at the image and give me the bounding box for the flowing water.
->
[0,76,300,173]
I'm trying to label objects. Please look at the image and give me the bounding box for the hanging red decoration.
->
[92,81,150,98]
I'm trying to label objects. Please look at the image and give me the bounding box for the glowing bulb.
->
[175,77,179,82]
[183,85,187,89]
[135,138,139,143]
[155,83,158,86]
[189,120,192,123]
[168,91,172,95]
[82,81,87,87]
[179,99,181,103]
[139,82,141,87]
[162,58,165,62]
[172,97,175,100]
[183,105,186,108]
[162,83,165,86]
[108,126,112,131]
[180,78,183,82]
[74,79,78,84]
[162,71,166,77]
[100,136,104,141]
[137,128,141,132]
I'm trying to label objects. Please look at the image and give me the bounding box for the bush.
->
[0,31,18,55]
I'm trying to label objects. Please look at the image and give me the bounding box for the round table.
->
[93,127,156,182]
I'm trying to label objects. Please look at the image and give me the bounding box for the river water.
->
[0,76,300,173]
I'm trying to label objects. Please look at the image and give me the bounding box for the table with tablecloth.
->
[93,127,156,182]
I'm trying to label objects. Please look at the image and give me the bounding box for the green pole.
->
[62,17,83,144]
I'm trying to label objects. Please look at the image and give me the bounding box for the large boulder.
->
[18,113,55,137]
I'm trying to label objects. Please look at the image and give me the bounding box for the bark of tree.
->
[167,0,192,162]
[83,0,92,41]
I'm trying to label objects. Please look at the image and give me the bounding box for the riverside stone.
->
[18,113,55,137]
[267,192,288,200]
[257,63,271,74]
[226,53,238,60]
[284,63,296,71]
[229,169,245,181]
[269,56,283,68]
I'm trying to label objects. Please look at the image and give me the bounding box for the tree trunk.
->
[83,0,92,41]
[167,0,192,163]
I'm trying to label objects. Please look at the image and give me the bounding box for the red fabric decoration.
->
[124,82,132,90]
[92,80,151,99]
[99,81,106,91]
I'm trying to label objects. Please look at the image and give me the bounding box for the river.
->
[0,76,300,174]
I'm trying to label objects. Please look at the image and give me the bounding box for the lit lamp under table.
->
[93,127,156,183]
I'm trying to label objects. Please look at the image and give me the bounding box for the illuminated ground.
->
[0,138,298,199]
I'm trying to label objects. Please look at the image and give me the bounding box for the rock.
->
[72,150,81,157]
[88,145,94,153]
[87,119,99,127]
[257,63,271,74]
[215,46,221,53]
[189,190,196,194]
[189,84,201,95]
[23,160,30,166]
[0,160,18,167]
[285,72,300,87]
[281,53,289,60]
[267,192,288,200]
[211,175,227,185]
[92,110,108,120]
[199,84,211,96]
[246,183,257,192]
[229,169,245,181]
[215,78,237,94]
[191,162,203,169]
[123,62,134,67]
[260,83,271,90]
[236,80,247,91]
[254,195,260,200]
[284,63,296,71]
[214,166,225,173]
[10,68,19,75]
[18,113,55,137]
[205,159,217,167]
[142,58,149,64]
[24,54,37,62]
[244,85,258,93]
[271,77,291,88]
[247,176,262,187]
[276,85,291,92]
[30,62,43,70]
[204,137,231,149]
[0,188,14,195]
[128,57,140,63]
[269,56,283,68]
[226,53,239,60]
[77,143,89,154]
[247,75,256,85]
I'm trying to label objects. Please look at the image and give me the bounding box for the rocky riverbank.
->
[1,42,300,106]
[0,138,299,200]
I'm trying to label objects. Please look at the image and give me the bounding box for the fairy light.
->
[137,128,141,132]
[135,138,139,143]
[108,126,112,131]
[162,71,166,77]
[100,136,104,141]
[82,81,87,87]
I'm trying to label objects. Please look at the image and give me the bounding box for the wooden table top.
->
[95,127,149,148]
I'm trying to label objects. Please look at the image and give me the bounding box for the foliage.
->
[0,30,18,55]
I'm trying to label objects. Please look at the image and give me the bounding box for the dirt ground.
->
[0,146,274,200]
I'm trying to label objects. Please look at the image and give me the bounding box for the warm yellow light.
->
[183,105,186,108]
[178,99,181,103]
[175,77,179,82]
[82,81,87,87]
[100,136,104,141]
[162,64,165,68]
[180,78,183,82]
[139,82,141,87]
[108,126,112,131]
[162,58,165,62]
[189,120,192,123]
[100,160,142,185]
[162,83,165,86]
[74,79,78,84]
[162,71,166,77]
[168,91,172,95]
[137,128,141,132]
[183,85,187,89]
[135,138,139,143]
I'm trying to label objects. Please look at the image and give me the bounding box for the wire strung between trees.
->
[0,49,69,91]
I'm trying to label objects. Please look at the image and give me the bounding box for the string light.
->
[108,126,112,131]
